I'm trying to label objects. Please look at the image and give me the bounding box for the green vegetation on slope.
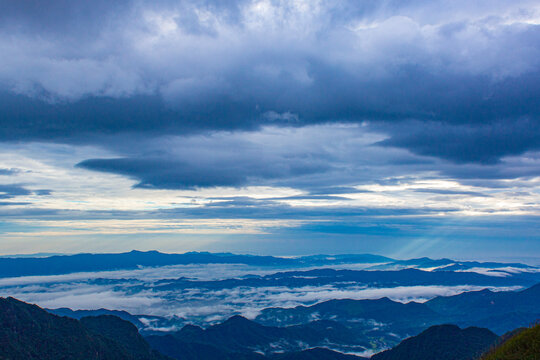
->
[482,324,540,360]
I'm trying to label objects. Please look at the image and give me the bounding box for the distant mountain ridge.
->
[0,250,537,279]
[425,283,540,334]
[256,283,540,337]
[47,283,540,344]
[156,267,534,292]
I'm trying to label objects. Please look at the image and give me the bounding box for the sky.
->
[0,0,540,261]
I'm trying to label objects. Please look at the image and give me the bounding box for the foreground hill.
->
[0,297,167,360]
[482,324,540,360]
[371,324,498,360]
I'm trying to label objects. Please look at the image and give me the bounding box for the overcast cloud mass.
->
[0,0,540,260]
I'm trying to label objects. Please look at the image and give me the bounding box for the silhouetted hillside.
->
[81,315,165,359]
[371,324,498,360]
[0,297,167,360]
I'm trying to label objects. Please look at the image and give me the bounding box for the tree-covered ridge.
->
[0,297,167,360]
[482,324,540,360]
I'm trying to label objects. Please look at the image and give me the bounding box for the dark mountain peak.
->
[221,315,259,328]
[422,323,460,333]
[520,281,540,294]
[478,288,494,294]
[179,324,204,335]
[411,257,431,261]
[181,323,204,331]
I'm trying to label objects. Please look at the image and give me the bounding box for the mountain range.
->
[145,315,371,358]
[48,282,540,348]
[256,283,540,337]
[2,295,539,360]
[0,250,537,279]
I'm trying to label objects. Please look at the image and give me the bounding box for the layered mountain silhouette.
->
[425,283,540,334]
[48,307,182,334]
[256,283,540,336]
[0,251,391,278]
[0,251,537,281]
[371,324,498,360]
[42,283,540,355]
[0,297,167,360]
[2,295,539,360]
[145,315,371,359]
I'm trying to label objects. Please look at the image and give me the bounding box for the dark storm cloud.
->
[0,184,52,199]
[378,118,540,164]
[71,119,540,191]
[1,0,540,190]
[0,184,32,199]
[77,154,331,189]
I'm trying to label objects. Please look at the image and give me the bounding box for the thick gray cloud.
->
[0,184,50,200]
[0,0,539,169]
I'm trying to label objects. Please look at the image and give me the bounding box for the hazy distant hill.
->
[0,297,167,360]
[0,250,537,279]
[0,251,395,278]
[371,324,498,360]
[255,283,540,336]
[152,268,534,293]
[257,296,439,327]
[425,283,540,334]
